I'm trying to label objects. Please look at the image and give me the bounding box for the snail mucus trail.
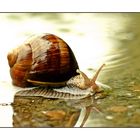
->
[7,33,107,100]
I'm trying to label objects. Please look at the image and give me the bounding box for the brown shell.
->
[7,33,79,87]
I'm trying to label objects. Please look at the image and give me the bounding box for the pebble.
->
[0,103,10,106]
[107,106,128,113]
[126,93,133,97]
[42,110,66,120]
[127,105,133,109]
[137,96,140,99]
[131,84,140,92]
[106,115,114,120]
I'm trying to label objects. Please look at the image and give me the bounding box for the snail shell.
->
[7,33,79,87]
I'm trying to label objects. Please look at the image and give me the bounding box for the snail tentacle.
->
[75,64,105,93]
[91,64,105,83]
[91,64,105,92]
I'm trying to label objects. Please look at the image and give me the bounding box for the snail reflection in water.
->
[7,33,110,99]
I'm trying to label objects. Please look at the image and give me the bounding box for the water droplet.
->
[126,93,133,97]
[31,100,35,102]
[137,96,140,99]
[105,115,113,120]
[127,105,133,108]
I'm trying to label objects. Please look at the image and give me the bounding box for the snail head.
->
[76,64,105,94]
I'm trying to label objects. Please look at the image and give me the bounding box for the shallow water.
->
[0,13,140,127]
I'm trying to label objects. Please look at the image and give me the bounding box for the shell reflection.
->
[12,88,108,127]
[12,95,81,127]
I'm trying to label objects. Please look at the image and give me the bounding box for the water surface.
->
[0,13,140,127]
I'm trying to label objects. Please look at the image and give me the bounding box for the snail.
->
[7,33,110,100]
[7,33,79,88]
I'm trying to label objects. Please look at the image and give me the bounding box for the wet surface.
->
[12,96,81,127]
[0,13,140,127]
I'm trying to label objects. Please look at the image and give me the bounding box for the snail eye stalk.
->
[91,64,105,92]
[91,64,105,83]
[76,64,105,92]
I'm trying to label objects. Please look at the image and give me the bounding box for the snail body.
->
[7,33,79,87]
